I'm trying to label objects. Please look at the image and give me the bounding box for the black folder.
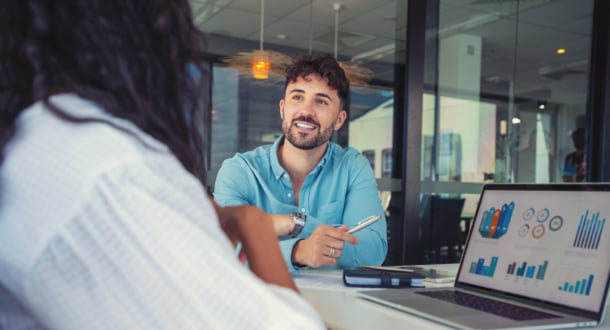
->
[342,268,426,288]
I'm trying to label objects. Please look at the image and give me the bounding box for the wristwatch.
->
[289,212,306,238]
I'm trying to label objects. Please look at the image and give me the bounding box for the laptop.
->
[359,184,610,329]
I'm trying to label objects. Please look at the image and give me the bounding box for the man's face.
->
[279,74,346,150]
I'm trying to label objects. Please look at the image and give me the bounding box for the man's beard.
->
[282,116,335,150]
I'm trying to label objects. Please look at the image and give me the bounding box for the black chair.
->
[420,195,466,264]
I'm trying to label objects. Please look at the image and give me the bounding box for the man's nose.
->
[297,99,316,115]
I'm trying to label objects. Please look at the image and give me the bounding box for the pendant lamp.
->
[221,0,291,81]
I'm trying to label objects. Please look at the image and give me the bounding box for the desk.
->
[294,265,610,330]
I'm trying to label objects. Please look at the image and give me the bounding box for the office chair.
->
[420,195,466,264]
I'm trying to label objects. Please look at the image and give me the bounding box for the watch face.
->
[291,212,305,225]
[290,213,305,237]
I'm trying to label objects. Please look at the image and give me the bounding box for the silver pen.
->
[348,215,381,234]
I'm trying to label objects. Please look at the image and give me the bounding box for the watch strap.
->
[289,212,306,237]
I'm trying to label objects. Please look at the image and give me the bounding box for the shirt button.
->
[287,193,292,197]
[301,208,306,213]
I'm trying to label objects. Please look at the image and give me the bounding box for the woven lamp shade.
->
[222,49,292,81]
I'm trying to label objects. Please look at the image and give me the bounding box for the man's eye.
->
[292,95,303,101]
[316,99,328,105]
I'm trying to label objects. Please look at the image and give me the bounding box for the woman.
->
[0,1,323,329]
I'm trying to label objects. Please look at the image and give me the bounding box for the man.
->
[214,55,388,272]
[0,1,323,329]
[562,127,586,182]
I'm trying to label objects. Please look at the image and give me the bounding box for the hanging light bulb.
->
[252,51,270,80]
[251,0,270,79]
[222,0,291,81]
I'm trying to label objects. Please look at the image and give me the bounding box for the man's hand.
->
[291,225,359,267]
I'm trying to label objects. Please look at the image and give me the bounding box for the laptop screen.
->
[457,184,610,314]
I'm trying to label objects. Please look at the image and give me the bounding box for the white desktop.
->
[294,265,610,330]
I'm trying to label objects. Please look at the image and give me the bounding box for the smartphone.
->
[348,215,381,234]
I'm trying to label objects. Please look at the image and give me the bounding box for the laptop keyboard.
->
[416,290,561,321]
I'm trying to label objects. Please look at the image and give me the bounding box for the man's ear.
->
[334,110,347,131]
[279,99,285,120]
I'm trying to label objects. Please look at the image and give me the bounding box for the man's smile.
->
[294,122,317,130]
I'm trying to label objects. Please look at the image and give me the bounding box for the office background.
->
[192,0,610,265]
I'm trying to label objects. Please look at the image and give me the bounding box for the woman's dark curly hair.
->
[284,54,350,110]
[0,0,210,183]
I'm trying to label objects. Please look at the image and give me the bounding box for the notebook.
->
[359,184,610,329]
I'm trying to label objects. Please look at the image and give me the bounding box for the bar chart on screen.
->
[468,256,498,277]
[573,210,606,250]
[506,260,548,281]
[557,274,594,296]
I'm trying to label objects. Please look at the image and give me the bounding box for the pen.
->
[348,215,381,234]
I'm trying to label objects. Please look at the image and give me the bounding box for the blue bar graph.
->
[557,274,594,296]
[506,260,548,280]
[469,256,498,277]
[525,265,536,278]
[573,210,605,249]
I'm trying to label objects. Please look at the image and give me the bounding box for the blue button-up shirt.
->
[214,136,388,272]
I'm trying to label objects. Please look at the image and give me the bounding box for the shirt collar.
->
[270,136,287,181]
[270,135,332,181]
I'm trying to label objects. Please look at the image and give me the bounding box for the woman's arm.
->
[212,200,298,292]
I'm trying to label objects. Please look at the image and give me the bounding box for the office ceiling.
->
[191,0,593,107]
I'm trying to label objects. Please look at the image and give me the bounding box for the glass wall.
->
[416,0,594,263]
[424,0,593,191]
